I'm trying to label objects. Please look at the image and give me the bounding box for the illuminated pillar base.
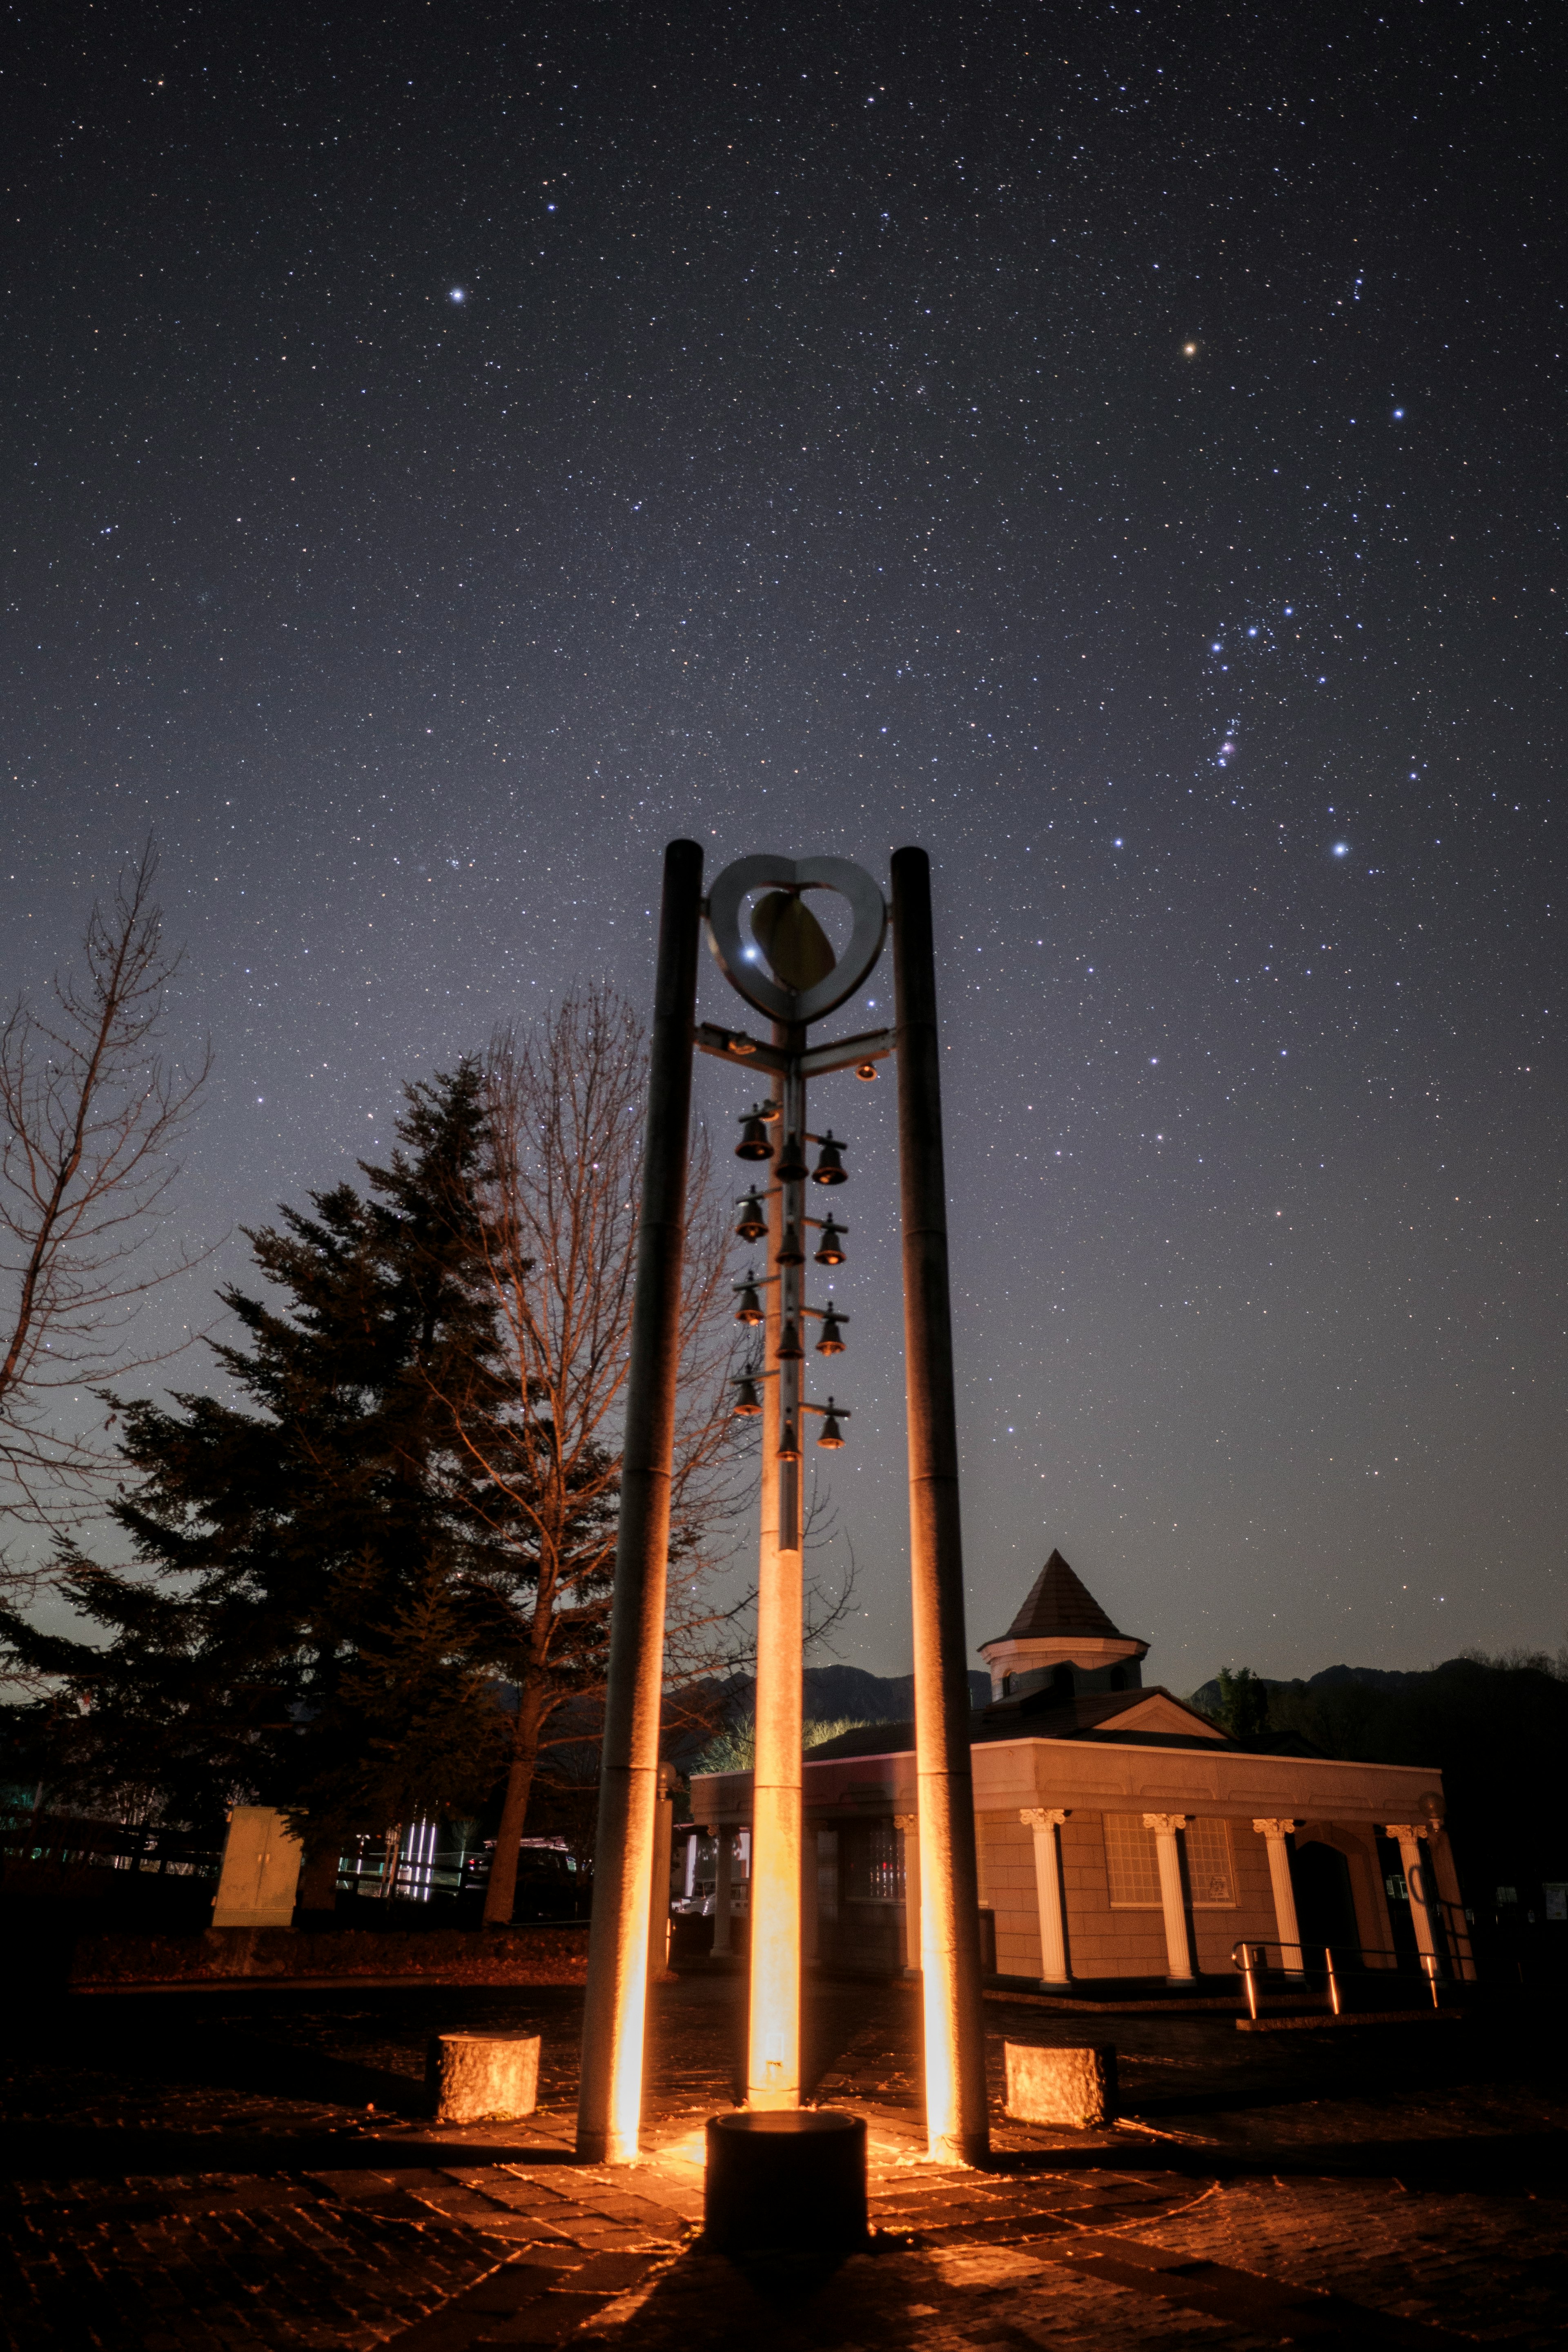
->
[746,1782,801,2109]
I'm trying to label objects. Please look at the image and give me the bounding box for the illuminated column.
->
[893,846,989,2167]
[575,840,703,2165]
[894,1813,922,1975]
[1252,1820,1305,1974]
[1020,1808,1071,1989]
[1386,1824,1442,1975]
[1424,1820,1477,1981]
[1144,1814,1195,1982]
[747,1034,806,2109]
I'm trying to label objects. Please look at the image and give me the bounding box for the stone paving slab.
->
[0,1975,1564,2349]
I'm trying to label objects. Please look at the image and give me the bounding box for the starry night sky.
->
[7,2,1564,1692]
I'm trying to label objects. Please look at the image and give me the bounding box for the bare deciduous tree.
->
[439,986,745,1927]
[0,844,211,1550]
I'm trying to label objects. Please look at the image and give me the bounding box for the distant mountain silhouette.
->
[673,1664,990,1766]
[1188,1659,1469,1712]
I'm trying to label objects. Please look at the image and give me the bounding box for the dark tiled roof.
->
[799,1688,1282,1763]
[991,1548,1128,1644]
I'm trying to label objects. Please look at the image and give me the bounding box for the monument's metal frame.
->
[576,840,989,2168]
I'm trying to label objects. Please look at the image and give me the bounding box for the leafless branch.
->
[0,841,213,1541]
[430,984,747,1919]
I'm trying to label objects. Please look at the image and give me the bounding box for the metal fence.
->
[1232,1937,1448,2020]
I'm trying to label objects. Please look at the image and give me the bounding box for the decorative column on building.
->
[894,1814,922,1975]
[801,1819,820,1966]
[1143,1814,1195,1982]
[1252,1819,1305,1974]
[1025,1815,1072,1985]
[1019,1808,1072,1989]
[710,1824,734,1957]
[1385,1822,1443,1977]
[1422,1817,1477,1981]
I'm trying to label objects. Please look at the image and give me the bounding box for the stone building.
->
[689,1551,1475,1988]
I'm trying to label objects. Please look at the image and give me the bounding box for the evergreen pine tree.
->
[1,1067,511,1882]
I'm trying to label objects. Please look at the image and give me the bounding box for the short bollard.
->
[1003,2042,1116,2129]
[704,2111,869,2253]
[426,2031,540,2124]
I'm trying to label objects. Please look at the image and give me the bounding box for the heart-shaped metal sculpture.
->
[704,855,887,1025]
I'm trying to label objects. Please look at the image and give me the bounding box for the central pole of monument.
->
[746,1021,806,2108]
[891,844,990,2167]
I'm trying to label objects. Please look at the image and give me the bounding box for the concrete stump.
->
[704,2111,868,2252]
[427,2031,540,2124]
[1003,2041,1116,2128]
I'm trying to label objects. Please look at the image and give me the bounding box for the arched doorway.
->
[1290,1839,1360,1970]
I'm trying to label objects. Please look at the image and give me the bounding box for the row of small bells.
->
[731,1102,850,1453]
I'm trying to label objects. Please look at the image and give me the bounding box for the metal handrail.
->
[1232,1938,1446,2019]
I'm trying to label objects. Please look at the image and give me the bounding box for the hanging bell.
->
[814,1218,847,1267]
[811,1130,848,1185]
[855,1060,879,1082]
[735,1192,768,1244]
[816,1309,846,1356]
[733,1283,764,1327]
[775,1222,806,1267]
[817,1402,846,1450]
[776,1320,804,1362]
[731,1376,763,1418]
[777,1420,802,1462]
[735,1107,774,1163]
[774,1131,810,1184]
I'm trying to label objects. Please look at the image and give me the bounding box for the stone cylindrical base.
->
[427,2030,540,2123]
[703,2111,868,2252]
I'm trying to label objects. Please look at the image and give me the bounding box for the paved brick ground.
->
[1,1971,1563,2349]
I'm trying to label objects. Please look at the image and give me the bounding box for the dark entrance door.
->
[1290,1839,1360,1971]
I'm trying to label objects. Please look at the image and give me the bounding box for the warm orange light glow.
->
[746,1780,802,2108]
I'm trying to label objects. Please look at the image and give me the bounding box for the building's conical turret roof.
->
[1003,1550,1127,1642]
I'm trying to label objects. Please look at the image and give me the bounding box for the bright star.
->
[449,287,466,303]
[1332,842,1350,857]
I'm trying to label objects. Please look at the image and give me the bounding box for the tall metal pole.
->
[746,1025,805,2107]
[891,844,990,2167]
[577,838,704,2165]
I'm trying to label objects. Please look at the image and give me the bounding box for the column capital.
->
[1384,1823,1428,1842]
[1020,1807,1070,1831]
[1252,1818,1299,1840]
[893,1814,918,1835]
[1143,1813,1189,1835]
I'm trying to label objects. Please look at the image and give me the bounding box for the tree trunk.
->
[482,1714,542,1927]
[381,1822,403,1899]
[296,1838,341,1913]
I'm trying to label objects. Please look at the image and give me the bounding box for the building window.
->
[1103,1814,1162,1907]
[1187,1817,1235,1906]
[844,1821,903,1903]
